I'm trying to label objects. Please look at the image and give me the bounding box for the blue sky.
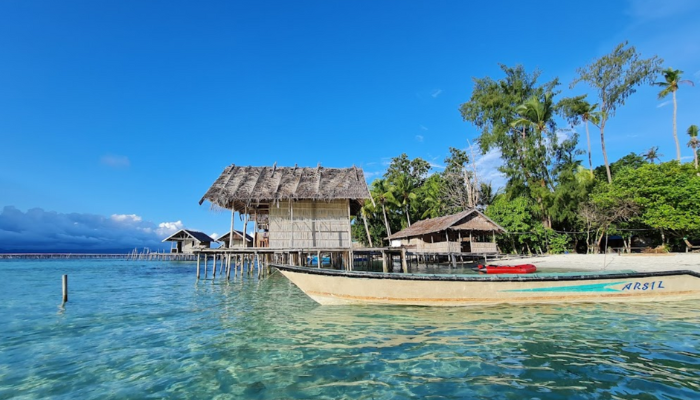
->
[1,0,699,252]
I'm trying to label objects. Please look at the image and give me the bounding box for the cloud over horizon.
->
[0,206,185,253]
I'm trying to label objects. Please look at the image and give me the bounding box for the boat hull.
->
[275,265,700,306]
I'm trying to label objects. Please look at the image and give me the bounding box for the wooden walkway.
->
[190,246,508,280]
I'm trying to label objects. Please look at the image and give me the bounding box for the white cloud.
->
[415,135,424,142]
[156,220,184,236]
[419,124,428,131]
[210,232,219,240]
[101,155,130,168]
[431,89,443,98]
[474,148,507,191]
[0,206,174,253]
[111,214,142,223]
[657,100,672,108]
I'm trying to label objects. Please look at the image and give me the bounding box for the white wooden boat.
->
[274,265,700,306]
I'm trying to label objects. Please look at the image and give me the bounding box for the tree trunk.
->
[600,116,612,183]
[673,90,680,161]
[585,120,593,173]
[694,145,698,169]
[362,212,373,247]
[405,205,412,227]
[381,203,392,236]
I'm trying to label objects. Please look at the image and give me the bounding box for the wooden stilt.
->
[382,250,388,273]
[62,275,68,303]
[203,254,208,278]
[401,248,408,273]
[196,253,201,279]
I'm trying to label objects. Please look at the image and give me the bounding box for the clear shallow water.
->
[1,260,699,399]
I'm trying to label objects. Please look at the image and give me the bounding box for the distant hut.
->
[386,209,505,253]
[218,230,254,248]
[199,164,371,250]
[162,229,215,254]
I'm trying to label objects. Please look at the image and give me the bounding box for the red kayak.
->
[475,264,537,274]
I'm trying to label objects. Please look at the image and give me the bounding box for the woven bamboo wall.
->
[402,238,461,252]
[269,199,350,249]
[469,242,497,253]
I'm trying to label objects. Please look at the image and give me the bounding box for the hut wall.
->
[401,237,460,253]
[268,199,350,249]
[469,242,498,253]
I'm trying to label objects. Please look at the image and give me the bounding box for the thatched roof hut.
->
[199,164,371,214]
[387,209,505,253]
[200,164,371,250]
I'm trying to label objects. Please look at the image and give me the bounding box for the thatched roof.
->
[387,209,506,240]
[218,230,253,243]
[199,164,371,214]
[162,229,215,243]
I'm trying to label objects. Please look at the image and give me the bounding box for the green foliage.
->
[655,68,694,99]
[572,41,662,118]
[593,152,645,181]
[607,162,700,236]
[545,230,571,254]
[572,41,662,182]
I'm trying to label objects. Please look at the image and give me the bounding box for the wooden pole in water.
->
[62,274,68,303]
[401,248,408,273]
[203,254,208,278]
[212,254,217,277]
[382,250,388,273]
[196,253,201,279]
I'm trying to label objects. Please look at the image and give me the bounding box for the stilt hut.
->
[217,230,254,248]
[386,209,505,253]
[162,229,215,254]
[199,164,371,251]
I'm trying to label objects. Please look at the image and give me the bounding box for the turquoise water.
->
[1,260,699,399]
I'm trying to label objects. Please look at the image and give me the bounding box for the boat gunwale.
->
[273,264,700,282]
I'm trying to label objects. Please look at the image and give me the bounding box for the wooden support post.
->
[401,248,408,273]
[317,250,321,269]
[226,254,231,280]
[196,253,201,279]
[212,254,217,277]
[62,275,68,303]
[203,254,208,278]
[451,253,457,268]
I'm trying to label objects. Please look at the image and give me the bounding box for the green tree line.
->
[352,42,699,254]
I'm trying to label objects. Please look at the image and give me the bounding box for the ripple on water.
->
[0,260,699,399]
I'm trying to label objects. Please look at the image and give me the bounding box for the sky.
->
[1,0,699,252]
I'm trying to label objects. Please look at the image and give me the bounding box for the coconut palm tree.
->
[370,179,393,237]
[359,202,375,247]
[655,68,695,161]
[643,146,663,164]
[510,93,556,190]
[688,124,699,169]
[386,174,417,227]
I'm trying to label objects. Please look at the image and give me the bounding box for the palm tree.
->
[575,101,601,174]
[386,175,417,227]
[511,93,554,136]
[655,68,695,161]
[370,179,393,237]
[510,93,556,190]
[359,202,375,247]
[688,124,699,169]
[643,146,663,164]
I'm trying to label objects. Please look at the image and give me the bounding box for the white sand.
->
[495,253,700,273]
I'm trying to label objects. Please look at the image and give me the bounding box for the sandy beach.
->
[497,253,700,273]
